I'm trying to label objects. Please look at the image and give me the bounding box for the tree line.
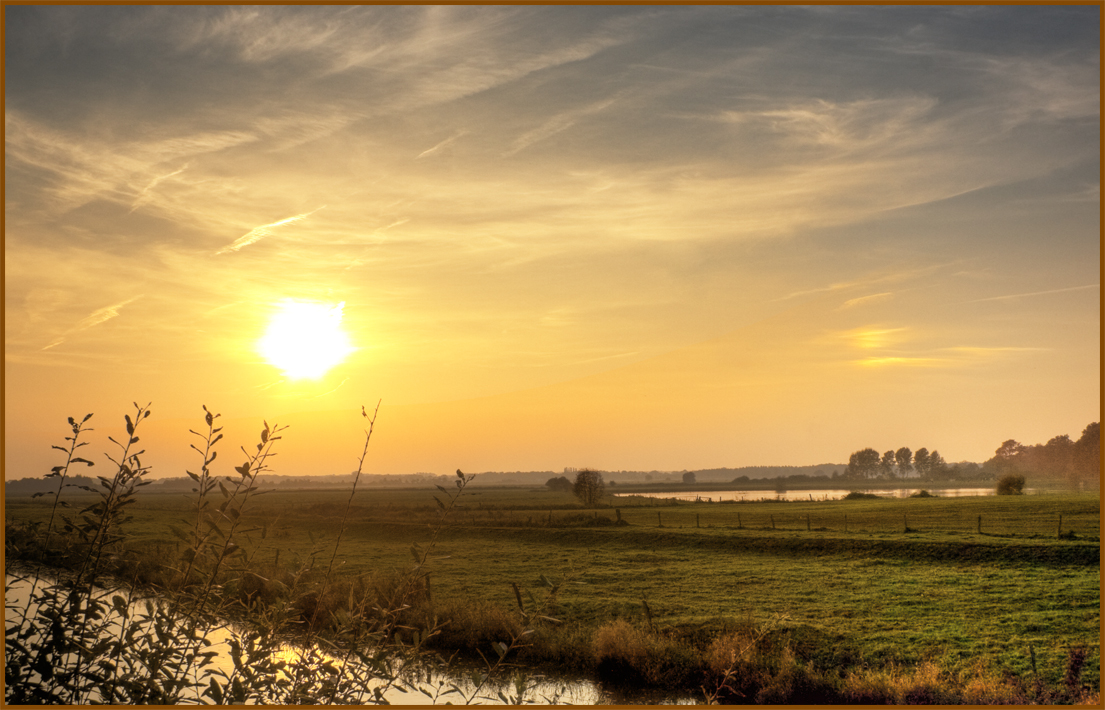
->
[984,422,1099,490]
[843,446,948,479]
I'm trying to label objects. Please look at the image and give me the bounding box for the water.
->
[4,571,694,705]
[614,486,1035,502]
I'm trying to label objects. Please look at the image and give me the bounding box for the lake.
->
[614,486,1033,502]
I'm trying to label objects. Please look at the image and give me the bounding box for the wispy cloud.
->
[838,292,894,310]
[965,284,1099,304]
[504,98,617,156]
[417,130,467,159]
[42,296,143,351]
[216,207,325,255]
[130,163,189,213]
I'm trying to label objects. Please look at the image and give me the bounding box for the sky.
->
[4,5,1100,480]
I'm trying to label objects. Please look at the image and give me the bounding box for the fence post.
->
[806,513,811,531]
[1058,514,1062,539]
[844,514,847,532]
[977,515,982,534]
[658,512,662,527]
[737,512,742,529]
[770,514,775,530]
[616,508,622,523]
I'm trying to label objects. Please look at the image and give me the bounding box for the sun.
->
[259,300,355,379]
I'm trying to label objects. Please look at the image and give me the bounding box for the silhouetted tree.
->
[1072,422,1100,488]
[545,476,573,492]
[682,471,696,484]
[990,439,1026,476]
[880,450,896,477]
[895,447,913,476]
[847,448,880,478]
[914,448,930,477]
[927,450,947,477]
[573,469,605,506]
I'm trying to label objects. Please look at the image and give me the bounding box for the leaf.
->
[125,414,134,436]
[68,416,76,428]
[218,480,230,499]
[205,410,213,427]
[51,445,68,453]
[235,463,251,476]
[71,457,94,466]
[187,470,200,482]
[456,469,465,479]
[82,413,94,422]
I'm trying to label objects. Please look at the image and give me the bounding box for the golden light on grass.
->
[259,300,354,380]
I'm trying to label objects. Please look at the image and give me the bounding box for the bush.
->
[843,491,880,500]
[996,474,1026,495]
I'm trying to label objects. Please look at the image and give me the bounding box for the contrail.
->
[217,206,325,255]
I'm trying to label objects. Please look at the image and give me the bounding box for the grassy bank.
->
[7,484,1099,702]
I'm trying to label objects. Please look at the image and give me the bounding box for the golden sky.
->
[5,6,1100,478]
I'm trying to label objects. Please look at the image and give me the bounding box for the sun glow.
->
[259,300,355,379]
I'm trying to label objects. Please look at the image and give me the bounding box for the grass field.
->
[6,483,1099,696]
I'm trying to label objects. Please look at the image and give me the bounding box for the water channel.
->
[5,570,695,705]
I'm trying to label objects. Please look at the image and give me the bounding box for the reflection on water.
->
[614,487,1034,502]
[5,572,693,705]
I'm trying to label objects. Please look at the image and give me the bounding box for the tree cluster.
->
[984,422,1099,490]
[844,446,946,479]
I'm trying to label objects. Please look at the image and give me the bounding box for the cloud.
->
[42,296,143,351]
[838,292,894,310]
[130,163,189,213]
[417,130,467,159]
[964,284,1099,304]
[504,98,618,156]
[216,207,325,255]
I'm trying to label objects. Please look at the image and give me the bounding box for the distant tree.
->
[1040,435,1075,479]
[682,471,696,484]
[880,450,896,477]
[846,448,881,479]
[996,473,1026,495]
[545,476,573,492]
[573,469,605,506]
[927,450,947,478]
[1072,422,1101,488]
[914,448,930,477]
[895,448,913,476]
[986,439,1028,478]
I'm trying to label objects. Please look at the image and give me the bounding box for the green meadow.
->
[7,484,1099,699]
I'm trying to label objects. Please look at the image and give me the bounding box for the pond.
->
[614,486,1036,502]
[4,570,695,705]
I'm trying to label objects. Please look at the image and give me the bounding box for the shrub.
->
[843,491,880,500]
[996,473,1026,495]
